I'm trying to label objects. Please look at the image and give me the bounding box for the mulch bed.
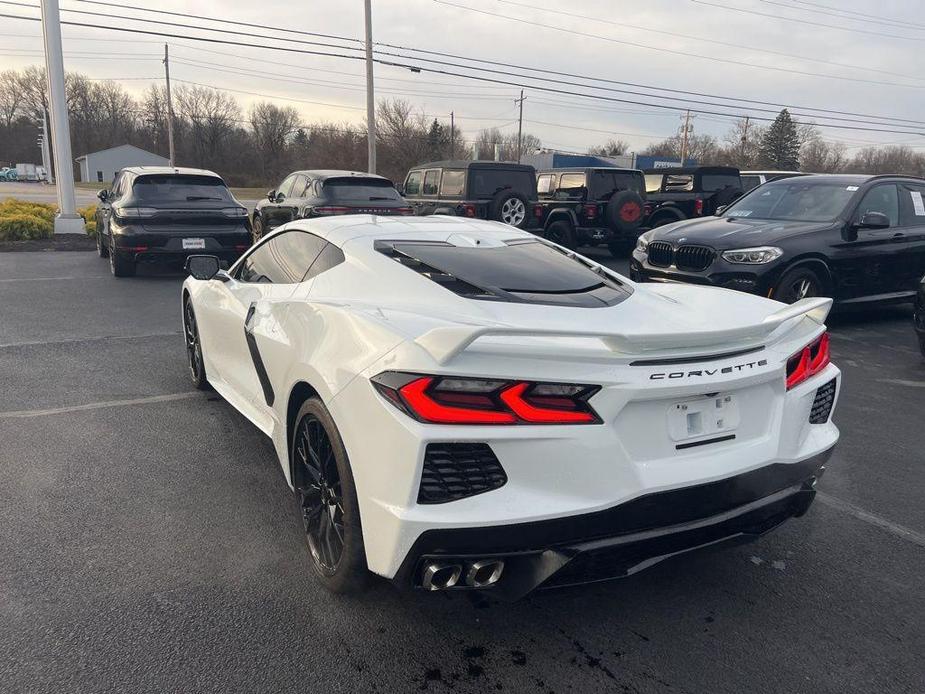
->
[0,236,96,252]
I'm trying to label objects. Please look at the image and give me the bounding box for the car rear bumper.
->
[392,446,832,600]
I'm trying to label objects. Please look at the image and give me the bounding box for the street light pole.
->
[364,0,376,174]
[163,43,176,167]
[40,0,83,233]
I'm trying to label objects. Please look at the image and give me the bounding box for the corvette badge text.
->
[650,359,769,380]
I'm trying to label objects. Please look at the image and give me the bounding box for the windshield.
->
[722,181,859,222]
[322,178,402,201]
[132,175,233,203]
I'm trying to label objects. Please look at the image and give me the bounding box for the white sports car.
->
[181,215,839,599]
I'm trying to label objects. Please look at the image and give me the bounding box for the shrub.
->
[0,199,57,223]
[0,214,54,241]
[78,204,98,237]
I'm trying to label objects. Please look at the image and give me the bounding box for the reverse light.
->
[722,246,783,264]
[371,372,601,425]
[786,332,830,390]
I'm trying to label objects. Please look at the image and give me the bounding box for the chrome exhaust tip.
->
[465,559,505,588]
[421,562,462,591]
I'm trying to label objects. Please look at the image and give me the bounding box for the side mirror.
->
[857,211,890,230]
[185,254,221,280]
[98,189,109,202]
[395,183,404,195]
[266,189,276,202]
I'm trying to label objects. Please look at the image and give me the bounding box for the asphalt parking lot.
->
[1,249,923,694]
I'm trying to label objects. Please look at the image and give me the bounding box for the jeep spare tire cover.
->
[489,190,529,229]
[606,190,645,232]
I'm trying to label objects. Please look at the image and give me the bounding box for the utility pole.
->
[740,115,750,165]
[163,43,176,167]
[363,0,377,174]
[515,89,526,163]
[40,0,83,234]
[40,109,53,184]
[449,111,454,157]
[679,109,692,165]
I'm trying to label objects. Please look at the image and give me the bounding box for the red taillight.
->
[694,198,704,216]
[234,244,250,250]
[533,204,544,218]
[122,245,148,252]
[371,373,601,425]
[313,206,351,216]
[396,207,414,216]
[460,203,477,218]
[583,203,598,219]
[786,332,830,390]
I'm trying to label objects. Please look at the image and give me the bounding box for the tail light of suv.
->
[786,332,830,390]
[694,198,704,216]
[371,372,602,425]
[460,203,477,218]
[583,204,598,220]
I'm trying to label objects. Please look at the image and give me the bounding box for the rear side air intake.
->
[418,443,507,504]
[809,379,837,424]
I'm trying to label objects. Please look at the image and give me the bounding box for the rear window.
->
[589,171,644,198]
[644,174,663,193]
[469,169,536,199]
[664,175,693,192]
[132,175,232,203]
[740,175,761,192]
[440,170,466,196]
[700,174,741,192]
[322,178,401,202]
[378,239,631,308]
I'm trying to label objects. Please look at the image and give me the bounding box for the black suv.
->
[631,174,925,306]
[252,170,411,240]
[95,166,252,277]
[535,167,647,254]
[914,275,925,357]
[643,166,743,228]
[401,161,538,229]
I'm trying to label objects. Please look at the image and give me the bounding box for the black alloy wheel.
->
[775,267,823,304]
[252,214,264,242]
[184,298,209,390]
[291,398,368,593]
[545,220,577,249]
[96,229,108,258]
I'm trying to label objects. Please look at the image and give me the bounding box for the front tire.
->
[252,214,265,242]
[774,267,824,304]
[183,297,209,390]
[292,398,368,594]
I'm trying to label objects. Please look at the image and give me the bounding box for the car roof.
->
[764,173,872,185]
[289,170,392,181]
[410,160,535,171]
[537,167,643,175]
[643,166,740,175]
[120,166,222,178]
[740,170,804,175]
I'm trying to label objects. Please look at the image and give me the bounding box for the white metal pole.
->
[364,0,376,174]
[40,0,83,233]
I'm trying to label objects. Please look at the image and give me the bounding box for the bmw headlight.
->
[721,246,783,264]
[635,235,649,253]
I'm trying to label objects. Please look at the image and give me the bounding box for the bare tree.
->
[0,70,24,129]
[250,101,300,181]
[588,139,629,157]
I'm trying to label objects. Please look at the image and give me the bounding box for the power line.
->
[1,11,922,137]
[782,0,925,30]
[17,0,925,126]
[494,0,925,83]
[690,0,923,41]
[757,0,925,31]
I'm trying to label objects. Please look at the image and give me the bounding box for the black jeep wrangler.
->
[401,161,539,229]
[535,167,647,255]
[643,166,743,228]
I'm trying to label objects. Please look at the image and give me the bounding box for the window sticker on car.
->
[911,191,925,216]
[726,210,752,217]
[846,186,859,191]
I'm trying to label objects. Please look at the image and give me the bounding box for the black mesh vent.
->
[647,241,673,267]
[418,443,507,504]
[809,378,837,424]
[675,245,715,271]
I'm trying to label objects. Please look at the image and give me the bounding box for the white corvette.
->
[181,215,839,599]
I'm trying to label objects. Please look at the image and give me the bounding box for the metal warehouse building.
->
[75,144,169,183]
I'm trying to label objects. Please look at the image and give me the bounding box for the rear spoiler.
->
[414,297,832,365]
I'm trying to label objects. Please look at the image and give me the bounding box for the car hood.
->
[647,216,834,248]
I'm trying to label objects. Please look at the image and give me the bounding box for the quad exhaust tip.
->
[420,559,505,590]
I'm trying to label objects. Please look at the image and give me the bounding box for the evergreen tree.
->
[758,109,800,169]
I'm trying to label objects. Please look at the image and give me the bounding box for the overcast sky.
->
[2,0,922,154]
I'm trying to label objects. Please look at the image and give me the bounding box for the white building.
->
[75,144,169,183]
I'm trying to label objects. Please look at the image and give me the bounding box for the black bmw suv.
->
[95,167,252,277]
[631,174,925,305]
[252,170,411,240]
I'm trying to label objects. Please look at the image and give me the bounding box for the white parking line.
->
[0,331,181,349]
[0,276,110,283]
[0,392,200,419]
[816,492,925,548]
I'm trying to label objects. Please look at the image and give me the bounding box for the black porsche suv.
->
[631,174,925,306]
[95,167,252,277]
[535,167,647,255]
[252,170,411,240]
[401,161,539,229]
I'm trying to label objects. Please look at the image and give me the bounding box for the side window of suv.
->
[536,174,555,197]
[236,230,327,284]
[440,170,465,196]
[405,171,422,196]
[109,173,124,200]
[557,173,586,200]
[899,185,925,227]
[422,169,440,196]
[856,184,900,228]
[277,174,297,199]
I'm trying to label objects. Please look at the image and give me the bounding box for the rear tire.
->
[109,250,135,277]
[774,267,824,304]
[292,398,368,594]
[545,220,577,250]
[649,212,684,229]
